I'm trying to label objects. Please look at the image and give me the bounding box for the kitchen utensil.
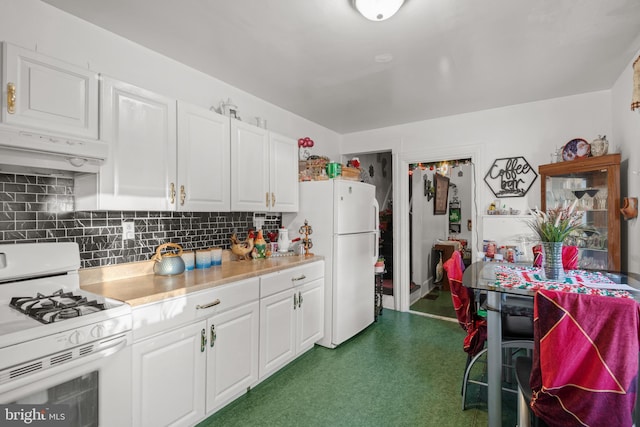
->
[152,242,186,275]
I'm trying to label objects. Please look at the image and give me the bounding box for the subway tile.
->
[37,221,57,230]
[16,221,36,230]
[15,193,38,203]
[27,184,47,194]
[0,211,14,221]
[4,231,27,240]
[4,183,26,193]
[0,221,14,231]
[3,202,26,211]
[36,176,57,185]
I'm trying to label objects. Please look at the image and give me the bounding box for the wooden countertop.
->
[80,254,322,307]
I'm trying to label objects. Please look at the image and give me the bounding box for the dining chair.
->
[516,289,640,427]
[443,252,534,410]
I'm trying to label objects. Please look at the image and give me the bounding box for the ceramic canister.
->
[211,247,222,266]
[181,251,195,271]
[195,249,212,269]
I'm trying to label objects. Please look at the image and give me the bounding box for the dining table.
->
[463,261,640,427]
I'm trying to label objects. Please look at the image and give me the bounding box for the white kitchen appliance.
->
[0,243,132,426]
[283,180,378,348]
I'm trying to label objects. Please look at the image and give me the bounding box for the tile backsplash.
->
[0,172,280,268]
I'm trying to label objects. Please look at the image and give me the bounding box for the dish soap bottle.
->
[254,229,267,258]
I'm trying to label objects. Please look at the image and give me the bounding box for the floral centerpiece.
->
[525,200,584,280]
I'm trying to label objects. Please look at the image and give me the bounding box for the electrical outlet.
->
[253,212,266,230]
[122,221,135,244]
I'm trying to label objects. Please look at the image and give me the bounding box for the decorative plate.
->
[562,138,591,161]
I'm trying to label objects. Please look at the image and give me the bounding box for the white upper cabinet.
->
[76,78,233,211]
[1,42,98,139]
[231,119,269,211]
[76,76,176,211]
[177,101,230,212]
[269,132,299,212]
[231,120,298,212]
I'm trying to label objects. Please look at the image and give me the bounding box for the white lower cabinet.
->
[131,263,323,426]
[132,321,206,427]
[205,300,259,413]
[259,262,325,380]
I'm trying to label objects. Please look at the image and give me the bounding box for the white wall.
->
[611,47,640,273]
[411,169,448,289]
[343,91,614,310]
[0,0,341,159]
[343,91,612,226]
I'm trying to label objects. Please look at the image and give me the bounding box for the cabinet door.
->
[259,288,296,380]
[2,43,98,139]
[230,120,269,211]
[177,102,230,211]
[269,132,299,212]
[96,77,177,210]
[206,301,259,413]
[296,278,324,354]
[540,154,621,271]
[133,322,206,427]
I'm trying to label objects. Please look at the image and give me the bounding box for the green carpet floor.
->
[196,310,516,427]
[410,288,457,319]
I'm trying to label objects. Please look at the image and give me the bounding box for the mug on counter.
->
[195,249,212,269]
[211,247,222,266]
[181,251,195,271]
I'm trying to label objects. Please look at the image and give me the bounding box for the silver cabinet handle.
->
[200,328,206,352]
[196,299,221,310]
[298,291,303,308]
[293,293,298,310]
[210,324,216,348]
[291,275,306,282]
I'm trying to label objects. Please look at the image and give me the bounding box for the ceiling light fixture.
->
[354,0,405,21]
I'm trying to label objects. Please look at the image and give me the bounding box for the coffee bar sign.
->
[484,156,537,198]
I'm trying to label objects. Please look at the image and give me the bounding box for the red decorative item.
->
[561,246,578,270]
[532,244,542,267]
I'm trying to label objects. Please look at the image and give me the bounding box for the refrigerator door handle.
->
[373,199,380,263]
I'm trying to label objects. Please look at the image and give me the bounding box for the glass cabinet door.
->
[545,171,609,270]
[539,154,620,271]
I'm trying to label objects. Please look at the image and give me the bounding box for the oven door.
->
[0,334,132,427]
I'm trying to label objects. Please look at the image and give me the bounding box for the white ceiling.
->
[42,0,640,134]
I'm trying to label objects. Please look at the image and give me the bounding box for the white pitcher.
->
[277,228,291,252]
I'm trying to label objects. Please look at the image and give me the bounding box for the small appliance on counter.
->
[152,242,186,275]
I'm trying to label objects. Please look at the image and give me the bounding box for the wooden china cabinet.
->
[539,153,620,271]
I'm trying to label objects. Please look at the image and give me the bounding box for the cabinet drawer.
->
[260,261,324,298]
[133,277,259,341]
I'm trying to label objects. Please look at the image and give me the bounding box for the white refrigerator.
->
[282,180,379,348]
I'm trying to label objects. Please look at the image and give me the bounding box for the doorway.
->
[394,145,481,314]
[343,151,395,309]
[407,159,473,321]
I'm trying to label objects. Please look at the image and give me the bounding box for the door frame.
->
[393,144,482,312]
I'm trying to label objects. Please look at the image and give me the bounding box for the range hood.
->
[0,127,108,174]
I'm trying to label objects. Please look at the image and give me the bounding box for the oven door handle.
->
[0,335,129,396]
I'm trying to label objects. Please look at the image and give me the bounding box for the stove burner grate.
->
[10,289,107,324]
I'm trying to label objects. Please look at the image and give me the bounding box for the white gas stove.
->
[0,243,132,426]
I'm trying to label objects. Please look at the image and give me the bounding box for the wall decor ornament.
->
[484,156,537,198]
[433,173,450,215]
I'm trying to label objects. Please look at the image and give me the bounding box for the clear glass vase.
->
[542,241,565,281]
